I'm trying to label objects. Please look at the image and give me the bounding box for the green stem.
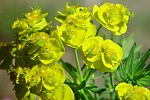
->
[96,24,102,36]
[110,72,114,88]
[74,48,83,82]
[109,72,115,100]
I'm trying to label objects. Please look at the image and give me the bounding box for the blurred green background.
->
[0,0,150,99]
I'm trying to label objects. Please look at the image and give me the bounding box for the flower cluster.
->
[11,9,74,100]
[115,82,150,100]
[56,4,124,72]
[8,2,136,100]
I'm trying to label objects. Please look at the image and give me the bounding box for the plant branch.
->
[74,48,83,82]
[109,72,115,100]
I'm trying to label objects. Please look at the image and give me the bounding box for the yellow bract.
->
[115,82,150,100]
[82,37,123,72]
[93,3,131,35]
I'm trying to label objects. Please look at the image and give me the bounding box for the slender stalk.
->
[110,72,114,88]
[96,24,102,36]
[74,48,83,82]
[109,72,115,100]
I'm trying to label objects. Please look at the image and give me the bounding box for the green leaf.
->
[83,88,95,100]
[115,44,136,82]
[83,68,96,82]
[121,34,135,59]
[92,88,106,94]
[86,85,106,94]
[134,49,150,74]
[59,59,78,79]
[64,79,77,90]
[137,75,150,87]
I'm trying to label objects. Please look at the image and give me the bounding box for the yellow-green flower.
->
[57,20,96,48]
[39,84,74,100]
[15,64,65,91]
[98,39,123,72]
[57,4,96,48]
[29,32,65,65]
[82,37,123,72]
[40,64,65,91]
[115,82,150,100]
[53,84,74,100]
[12,19,29,34]
[55,3,92,23]
[12,9,50,35]
[15,64,65,98]
[25,9,48,31]
[115,82,133,99]
[131,86,150,100]
[81,36,104,68]
[93,3,131,35]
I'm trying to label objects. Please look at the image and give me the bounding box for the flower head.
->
[28,32,65,65]
[56,4,96,48]
[82,37,123,72]
[40,84,74,100]
[115,82,150,100]
[93,3,131,35]
[15,64,65,90]
[115,82,133,99]
[99,39,123,72]
[81,36,104,68]
[12,9,50,34]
